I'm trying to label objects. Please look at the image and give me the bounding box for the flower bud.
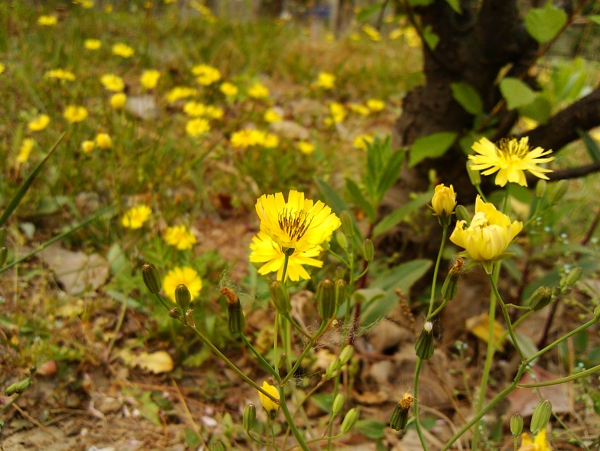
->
[340,211,354,238]
[142,263,162,294]
[317,279,336,320]
[175,284,191,311]
[243,404,256,432]
[527,286,552,312]
[548,180,568,205]
[5,382,18,396]
[389,393,414,431]
[455,205,470,225]
[221,287,245,334]
[0,247,7,266]
[335,279,348,306]
[535,180,547,198]
[258,381,280,418]
[326,357,340,378]
[432,184,457,225]
[340,407,360,433]
[510,413,523,436]
[332,393,345,414]
[565,267,582,287]
[0,227,7,247]
[466,163,481,186]
[594,305,600,320]
[441,258,463,301]
[14,377,32,395]
[415,322,434,360]
[339,345,354,366]
[336,231,348,250]
[530,399,552,435]
[362,239,374,262]
[269,281,291,315]
[169,308,181,319]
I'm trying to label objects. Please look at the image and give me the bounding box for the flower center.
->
[470,212,489,229]
[497,138,529,161]
[278,208,313,242]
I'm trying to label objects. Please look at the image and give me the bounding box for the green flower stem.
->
[152,292,175,313]
[474,185,487,203]
[246,432,270,447]
[427,225,448,317]
[488,274,526,362]
[427,299,449,320]
[241,334,281,382]
[284,313,312,340]
[517,364,600,388]
[413,358,429,451]
[274,312,280,370]
[500,310,534,341]
[282,322,327,386]
[278,384,311,451]
[513,435,518,451]
[503,304,530,310]
[281,315,293,372]
[327,248,350,268]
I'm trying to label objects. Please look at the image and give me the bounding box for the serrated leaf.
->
[408,132,457,167]
[451,82,483,115]
[422,26,439,50]
[373,190,432,238]
[578,128,600,162]
[346,178,376,222]
[499,78,537,110]
[524,4,567,43]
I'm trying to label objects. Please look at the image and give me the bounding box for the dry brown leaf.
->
[119,349,174,374]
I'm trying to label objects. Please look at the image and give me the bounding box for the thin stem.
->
[241,334,281,382]
[428,299,449,319]
[284,313,312,340]
[427,225,448,318]
[488,275,526,362]
[517,364,600,388]
[413,358,429,451]
[282,322,327,386]
[278,385,311,451]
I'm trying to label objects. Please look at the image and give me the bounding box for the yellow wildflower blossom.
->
[518,429,551,451]
[362,24,381,42]
[353,134,374,151]
[263,133,279,148]
[121,205,152,229]
[17,138,35,163]
[431,184,456,218]
[140,69,160,89]
[163,225,197,250]
[162,266,202,302]
[186,118,210,137]
[205,105,223,120]
[165,86,198,103]
[367,99,385,112]
[257,381,280,415]
[264,109,283,123]
[95,133,112,149]
[0,62,5,74]
[247,82,269,100]
[110,92,127,110]
[63,105,88,123]
[81,140,95,153]
[231,129,264,148]
[220,81,238,97]
[192,64,221,85]
[84,39,101,50]
[45,69,75,81]
[329,102,346,123]
[316,72,335,90]
[297,141,315,155]
[112,43,135,58]
[100,74,125,92]
[349,103,370,116]
[183,101,206,117]
[38,15,57,26]
[28,114,50,132]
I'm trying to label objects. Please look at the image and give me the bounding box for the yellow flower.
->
[231,129,263,148]
[257,381,280,415]
[264,109,283,123]
[186,118,210,137]
[192,64,221,85]
[165,86,197,103]
[100,74,125,92]
[362,24,381,42]
[250,232,324,281]
[63,105,88,123]
[220,82,238,97]
[82,0,94,8]
[450,196,522,269]
[121,205,152,229]
[367,99,385,112]
[17,138,35,163]
[0,62,5,74]
[349,103,370,116]
[353,134,373,151]
[329,102,346,123]
[205,105,223,120]
[110,92,127,110]
[45,69,75,81]
[298,141,315,155]
[431,184,456,218]
[162,266,202,302]
[81,140,95,153]
[140,69,160,89]
[389,28,403,40]
[183,101,207,117]
[164,0,177,3]
[84,39,101,50]
[112,43,135,58]
[316,72,335,90]
[164,225,197,250]
[518,429,551,451]
[28,114,50,132]
[469,137,554,187]
[263,133,279,149]
[247,82,269,100]
[96,133,112,149]
[38,15,57,26]
[255,190,341,251]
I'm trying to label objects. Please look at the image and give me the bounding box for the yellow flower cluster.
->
[28,114,50,132]
[45,69,76,81]
[17,138,35,163]
[112,43,135,58]
[100,74,125,92]
[84,39,101,50]
[63,105,89,123]
[121,205,152,229]
[247,82,269,100]
[353,134,373,151]
[38,15,57,26]
[185,118,210,137]
[220,82,238,97]
[192,64,221,86]
[316,72,335,90]
[163,225,197,250]
[165,86,198,103]
[230,129,279,149]
[140,70,160,89]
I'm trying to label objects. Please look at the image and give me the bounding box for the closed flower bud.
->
[594,305,600,320]
[548,180,568,205]
[332,393,345,414]
[326,357,340,378]
[258,381,280,418]
[565,267,582,287]
[415,322,434,360]
[175,284,191,311]
[335,279,348,306]
[243,404,256,432]
[317,279,336,320]
[0,247,7,266]
[389,393,414,431]
[527,286,552,311]
[142,264,162,294]
[221,287,245,334]
[441,258,463,301]
[14,377,32,394]
[340,211,354,238]
[454,205,470,225]
[5,382,18,396]
[336,231,349,249]
[535,180,547,198]
[339,345,354,366]
[269,280,291,315]
[169,308,181,318]
[341,407,360,433]
[362,239,374,262]
[466,162,481,186]
[432,184,457,226]
[530,399,552,435]
[510,413,523,436]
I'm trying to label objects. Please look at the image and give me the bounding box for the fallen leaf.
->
[119,349,174,374]
[466,313,506,351]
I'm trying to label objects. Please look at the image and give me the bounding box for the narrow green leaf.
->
[524,4,567,43]
[408,132,457,167]
[375,150,404,205]
[577,128,600,163]
[588,15,600,25]
[450,82,483,115]
[346,178,376,222]
[499,78,537,110]
[422,26,439,50]
[315,177,364,241]
[445,0,461,14]
[355,420,387,440]
[0,133,64,227]
[406,0,435,5]
[373,190,433,238]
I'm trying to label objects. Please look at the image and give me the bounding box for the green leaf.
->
[375,150,404,205]
[406,0,435,5]
[445,0,461,13]
[422,26,439,50]
[315,177,364,242]
[310,393,334,412]
[373,190,433,238]
[524,4,567,43]
[356,3,383,23]
[588,15,600,25]
[578,128,600,163]
[346,178,376,222]
[354,420,387,440]
[408,132,457,167]
[451,82,483,115]
[518,96,552,124]
[499,78,537,110]
[107,243,127,274]
[185,428,201,449]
